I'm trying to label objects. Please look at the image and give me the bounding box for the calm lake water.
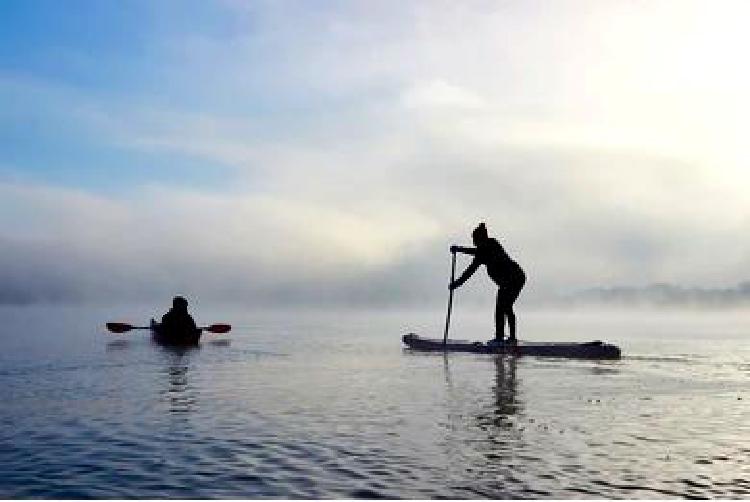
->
[0,305,748,498]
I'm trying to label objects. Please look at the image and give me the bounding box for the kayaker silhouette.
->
[449,223,526,346]
[160,296,199,341]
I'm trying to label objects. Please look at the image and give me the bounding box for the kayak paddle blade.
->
[106,322,133,333]
[205,323,231,334]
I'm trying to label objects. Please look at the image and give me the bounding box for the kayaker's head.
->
[472,222,489,246]
[172,296,189,312]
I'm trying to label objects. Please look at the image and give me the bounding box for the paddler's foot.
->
[506,337,518,346]
[486,338,504,348]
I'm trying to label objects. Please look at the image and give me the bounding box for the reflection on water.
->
[493,356,518,418]
[207,338,231,347]
[158,347,197,414]
[468,357,530,498]
[105,339,131,351]
[0,307,748,498]
[475,356,520,430]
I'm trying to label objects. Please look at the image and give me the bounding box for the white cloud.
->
[402,80,485,110]
[1,1,749,305]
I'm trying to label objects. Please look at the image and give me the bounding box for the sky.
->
[0,0,748,307]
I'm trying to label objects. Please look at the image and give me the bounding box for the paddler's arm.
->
[450,245,477,256]
[187,314,199,332]
[450,258,480,290]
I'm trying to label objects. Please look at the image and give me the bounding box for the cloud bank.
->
[0,1,748,307]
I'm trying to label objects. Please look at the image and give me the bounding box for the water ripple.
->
[2,310,750,498]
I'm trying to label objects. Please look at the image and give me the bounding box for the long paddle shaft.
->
[443,250,457,346]
[106,322,231,334]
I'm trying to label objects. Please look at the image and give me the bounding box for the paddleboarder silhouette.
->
[449,223,526,346]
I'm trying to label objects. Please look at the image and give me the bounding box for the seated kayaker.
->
[449,223,526,346]
[161,296,199,338]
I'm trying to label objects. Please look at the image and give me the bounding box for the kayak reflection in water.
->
[449,223,526,347]
[160,296,199,339]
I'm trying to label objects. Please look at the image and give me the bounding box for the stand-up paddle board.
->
[402,333,621,359]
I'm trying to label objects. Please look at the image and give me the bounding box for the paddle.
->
[443,250,457,347]
[106,322,232,334]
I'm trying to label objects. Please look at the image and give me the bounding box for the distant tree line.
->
[564,281,750,308]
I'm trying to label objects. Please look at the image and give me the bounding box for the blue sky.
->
[0,0,400,191]
[0,0,241,191]
[0,0,749,305]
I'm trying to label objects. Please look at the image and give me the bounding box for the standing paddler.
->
[449,223,526,347]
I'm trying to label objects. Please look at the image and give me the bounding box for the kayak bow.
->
[150,319,202,346]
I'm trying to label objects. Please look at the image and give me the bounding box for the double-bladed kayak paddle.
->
[106,322,231,334]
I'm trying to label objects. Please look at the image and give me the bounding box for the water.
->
[0,305,748,498]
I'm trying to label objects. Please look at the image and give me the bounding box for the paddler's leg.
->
[506,305,517,343]
[494,289,506,342]
[503,276,525,344]
[497,291,516,344]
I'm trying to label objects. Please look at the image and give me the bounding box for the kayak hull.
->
[150,319,202,346]
[402,333,621,359]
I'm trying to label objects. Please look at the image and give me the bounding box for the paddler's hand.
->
[449,245,459,253]
[449,281,459,291]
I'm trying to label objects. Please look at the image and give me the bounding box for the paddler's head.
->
[172,296,189,312]
[472,222,488,246]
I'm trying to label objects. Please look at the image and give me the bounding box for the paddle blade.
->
[205,323,231,334]
[106,322,133,333]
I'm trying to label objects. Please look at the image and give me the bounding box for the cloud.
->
[402,80,485,110]
[1,1,749,306]
[0,180,446,305]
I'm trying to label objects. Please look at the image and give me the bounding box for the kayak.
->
[402,333,621,359]
[150,319,202,346]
